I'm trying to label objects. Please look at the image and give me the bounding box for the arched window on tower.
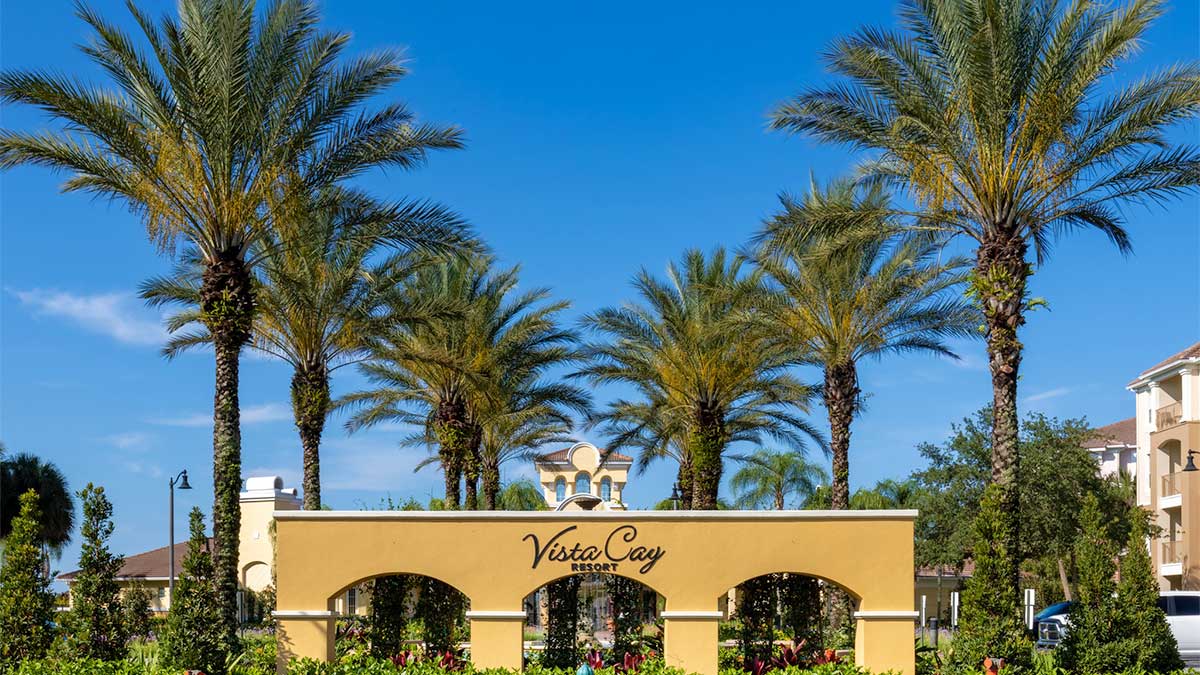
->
[554,477,566,502]
[600,477,612,501]
[575,472,591,495]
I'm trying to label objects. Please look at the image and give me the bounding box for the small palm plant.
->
[729,449,829,510]
[578,248,824,509]
[752,179,978,509]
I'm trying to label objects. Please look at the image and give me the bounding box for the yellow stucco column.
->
[854,611,918,675]
[467,611,526,670]
[662,611,722,675]
[274,610,336,671]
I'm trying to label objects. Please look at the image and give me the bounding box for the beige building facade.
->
[59,475,301,613]
[535,442,630,511]
[1126,342,1200,590]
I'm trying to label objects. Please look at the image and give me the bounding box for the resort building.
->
[534,442,631,511]
[1124,342,1200,590]
[58,475,300,614]
[1083,417,1138,479]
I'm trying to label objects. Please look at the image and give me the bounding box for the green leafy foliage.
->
[1060,497,1182,673]
[949,484,1031,673]
[66,483,128,661]
[416,577,466,655]
[0,490,57,668]
[121,584,155,642]
[543,575,582,668]
[158,507,226,675]
[371,575,412,657]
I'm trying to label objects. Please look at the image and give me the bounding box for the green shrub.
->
[158,507,226,675]
[66,483,128,661]
[0,490,57,669]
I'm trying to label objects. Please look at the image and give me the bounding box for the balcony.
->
[1162,472,1184,510]
[1157,402,1184,430]
[1162,540,1184,577]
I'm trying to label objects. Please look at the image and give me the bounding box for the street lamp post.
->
[168,469,192,605]
[670,482,681,511]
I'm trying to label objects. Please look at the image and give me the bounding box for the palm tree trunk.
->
[434,399,469,509]
[200,251,255,651]
[689,407,726,510]
[291,363,330,511]
[463,427,481,511]
[482,461,501,510]
[775,486,785,510]
[976,233,1028,587]
[824,360,859,510]
[676,457,693,509]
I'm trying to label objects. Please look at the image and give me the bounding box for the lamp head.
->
[1184,450,1198,473]
[669,482,680,501]
[178,470,192,489]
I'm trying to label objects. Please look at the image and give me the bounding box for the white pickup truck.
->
[1036,591,1200,664]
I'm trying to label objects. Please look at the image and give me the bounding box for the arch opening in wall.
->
[720,571,862,667]
[523,571,663,667]
[326,572,471,655]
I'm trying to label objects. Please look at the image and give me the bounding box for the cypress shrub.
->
[1058,493,1129,672]
[1116,511,1182,672]
[780,573,822,649]
[0,490,57,668]
[158,508,225,675]
[951,484,1031,672]
[65,484,128,660]
[121,583,155,642]
[737,574,776,667]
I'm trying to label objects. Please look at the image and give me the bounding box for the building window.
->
[158,587,166,600]
[347,588,357,615]
[575,472,591,495]
[600,477,612,501]
[554,477,566,502]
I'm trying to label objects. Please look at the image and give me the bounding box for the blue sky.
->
[1,0,1197,579]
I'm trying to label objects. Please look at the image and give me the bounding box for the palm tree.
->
[0,0,462,640]
[341,255,586,510]
[729,449,829,510]
[753,180,977,509]
[850,479,923,510]
[578,248,823,509]
[592,398,695,507]
[497,480,550,511]
[478,402,578,510]
[770,0,1200,566]
[143,191,473,510]
[0,451,74,556]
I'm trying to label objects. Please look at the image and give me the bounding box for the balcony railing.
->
[1163,472,1183,499]
[1157,402,1183,430]
[1162,540,1184,565]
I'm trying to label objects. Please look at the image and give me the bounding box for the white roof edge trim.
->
[1128,355,1200,390]
[275,509,919,520]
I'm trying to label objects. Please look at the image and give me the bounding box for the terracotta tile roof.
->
[58,540,208,582]
[1083,417,1137,449]
[537,447,632,463]
[1131,341,1200,385]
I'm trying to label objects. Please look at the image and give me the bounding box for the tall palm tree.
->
[478,402,578,510]
[729,449,829,510]
[341,255,586,510]
[0,451,74,556]
[770,0,1200,568]
[753,180,978,509]
[143,190,473,510]
[578,248,823,509]
[599,400,696,509]
[0,0,462,640]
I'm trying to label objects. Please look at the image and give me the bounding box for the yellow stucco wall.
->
[273,510,917,675]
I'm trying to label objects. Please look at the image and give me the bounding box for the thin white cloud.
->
[1024,387,1072,403]
[9,288,166,346]
[104,431,152,450]
[123,460,164,478]
[322,439,438,493]
[150,402,292,427]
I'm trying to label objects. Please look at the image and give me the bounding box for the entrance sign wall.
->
[273,510,918,675]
